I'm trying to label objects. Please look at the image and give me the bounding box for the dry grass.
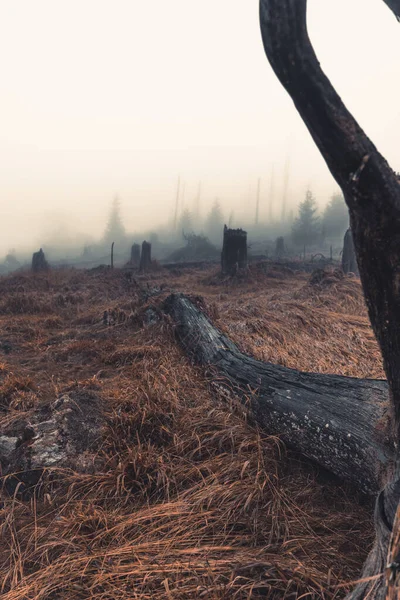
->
[0,265,380,598]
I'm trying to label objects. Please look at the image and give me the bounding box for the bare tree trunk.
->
[221,226,248,275]
[173,176,180,231]
[269,166,274,223]
[165,293,392,494]
[139,241,152,273]
[110,242,114,270]
[259,1,400,596]
[281,157,290,223]
[342,229,359,275]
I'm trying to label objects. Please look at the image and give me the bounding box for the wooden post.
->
[330,245,333,262]
[111,242,114,270]
[31,248,49,272]
[130,243,140,267]
[342,228,359,275]
[281,158,290,223]
[303,244,306,263]
[221,225,247,275]
[139,241,152,273]
[269,166,274,223]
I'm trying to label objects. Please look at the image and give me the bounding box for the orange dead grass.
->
[0,265,381,598]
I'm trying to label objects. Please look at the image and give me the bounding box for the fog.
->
[0,0,399,259]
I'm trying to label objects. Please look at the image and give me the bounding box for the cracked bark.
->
[256,2,400,596]
[165,293,393,496]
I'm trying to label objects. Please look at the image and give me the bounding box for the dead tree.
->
[139,241,152,273]
[259,0,400,596]
[342,228,359,275]
[130,243,140,267]
[275,236,285,258]
[31,248,48,272]
[110,242,114,270]
[221,225,247,275]
[165,293,392,494]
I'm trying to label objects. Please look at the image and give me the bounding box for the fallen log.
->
[164,293,394,495]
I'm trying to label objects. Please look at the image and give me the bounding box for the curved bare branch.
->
[259,0,400,430]
[384,0,400,21]
[259,1,400,596]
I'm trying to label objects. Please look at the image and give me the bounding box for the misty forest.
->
[1,184,349,273]
[1,1,400,599]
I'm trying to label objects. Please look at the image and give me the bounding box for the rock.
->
[0,436,18,462]
[2,390,105,497]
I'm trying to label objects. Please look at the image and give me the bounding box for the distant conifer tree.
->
[291,189,321,247]
[103,197,126,244]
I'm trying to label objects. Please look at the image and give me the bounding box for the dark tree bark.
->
[31,248,49,273]
[139,241,152,273]
[130,243,141,267]
[275,236,285,258]
[221,225,248,275]
[342,229,359,276]
[165,293,393,495]
[259,1,400,596]
[110,242,114,270]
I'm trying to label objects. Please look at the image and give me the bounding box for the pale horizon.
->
[0,0,399,255]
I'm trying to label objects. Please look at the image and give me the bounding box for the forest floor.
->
[0,263,384,599]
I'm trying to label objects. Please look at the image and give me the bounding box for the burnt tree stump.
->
[275,236,285,258]
[31,249,49,272]
[342,228,359,275]
[139,241,152,273]
[221,225,247,275]
[130,243,141,267]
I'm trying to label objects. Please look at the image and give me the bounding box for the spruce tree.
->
[103,197,126,245]
[291,189,321,247]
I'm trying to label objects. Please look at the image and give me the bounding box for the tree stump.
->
[31,249,48,272]
[275,236,285,258]
[221,225,247,275]
[139,241,152,273]
[342,228,359,275]
[130,243,140,267]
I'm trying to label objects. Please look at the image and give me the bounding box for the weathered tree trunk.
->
[275,236,285,258]
[130,243,141,267]
[221,225,248,275]
[259,1,400,596]
[139,241,152,273]
[31,248,48,272]
[342,229,359,275]
[110,242,114,270]
[164,293,393,495]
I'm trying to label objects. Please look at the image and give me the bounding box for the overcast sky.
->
[0,0,399,253]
